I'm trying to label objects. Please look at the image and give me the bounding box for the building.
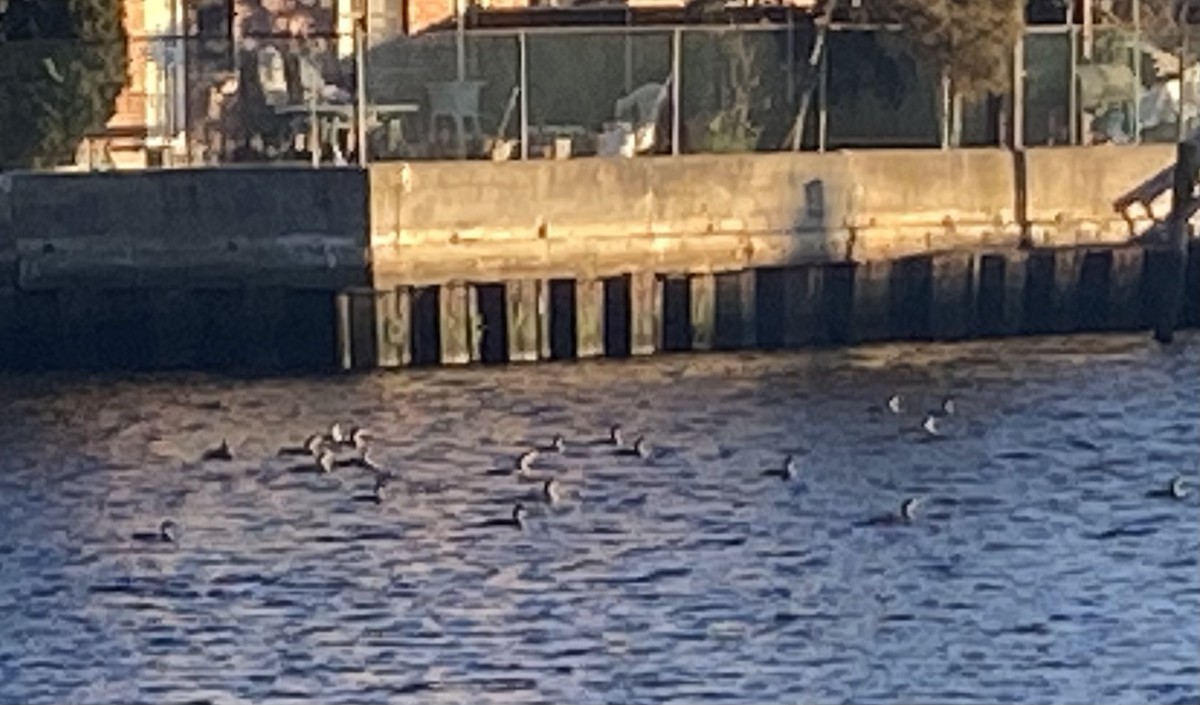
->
[83,0,188,168]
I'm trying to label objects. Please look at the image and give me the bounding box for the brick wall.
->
[108,0,149,130]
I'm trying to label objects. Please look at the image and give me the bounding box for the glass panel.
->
[824,28,939,148]
[1130,15,1200,144]
[1023,29,1073,146]
[526,31,671,159]
[679,28,796,154]
[1077,27,1140,144]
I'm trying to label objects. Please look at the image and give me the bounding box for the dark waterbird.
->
[762,455,798,481]
[616,434,651,460]
[132,519,178,544]
[201,439,233,461]
[857,497,924,527]
[1145,476,1190,500]
[477,504,527,531]
[278,434,324,457]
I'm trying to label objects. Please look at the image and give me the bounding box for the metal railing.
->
[6,14,1200,170]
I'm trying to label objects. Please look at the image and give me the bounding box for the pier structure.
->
[1,147,1197,371]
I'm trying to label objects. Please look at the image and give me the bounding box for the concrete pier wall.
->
[0,146,1196,371]
[0,167,367,370]
[345,243,1200,369]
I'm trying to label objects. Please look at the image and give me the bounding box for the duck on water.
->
[763,455,798,481]
[1146,476,1190,500]
[202,440,233,461]
[857,497,924,527]
[133,519,178,544]
[477,504,527,531]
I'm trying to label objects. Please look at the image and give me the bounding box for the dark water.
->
[1,333,1198,704]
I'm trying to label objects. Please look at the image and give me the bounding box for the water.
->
[1,333,1198,704]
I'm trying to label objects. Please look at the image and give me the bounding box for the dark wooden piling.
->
[1154,141,1198,344]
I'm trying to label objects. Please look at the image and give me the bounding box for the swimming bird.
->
[202,439,233,461]
[278,433,325,457]
[328,423,347,445]
[1149,476,1191,500]
[632,436,650,460]
[351,428,372,449]
[349,447,381,472]
[133,519,177,543]
[542,478,560,505]
[550,434,566,453]
[316,448,336,474]
[763,455,798,481]
[373,476,389,504]
[922,414,941,436]
[940,396,956,416]
[511,503,527,529]
[516,449,538,474]
[609,424,624,447]
[899,497,922,521]
[887,394,904,414]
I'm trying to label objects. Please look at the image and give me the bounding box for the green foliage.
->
[844,0,1025,99]
[0,0,128,169]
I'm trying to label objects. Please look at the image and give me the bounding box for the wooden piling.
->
[1002,251,1027,335]
[714,270,756,350]
[929,253,975,340]
[506,279,541,362]
[781,265,824,347]
[1051,248,1084,332]
[335,291,352,370]
[1108,248,1143,330]
[689,273,715,351]
[851,260,892,342]
[439,281,473,365]
[629,271,661,356]
[576,278,605,359]
[374,286,411,368]
[1154,141,1197,344]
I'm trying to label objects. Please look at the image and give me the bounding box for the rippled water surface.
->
[1,333,1198,704]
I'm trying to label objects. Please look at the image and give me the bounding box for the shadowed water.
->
[0,333,1198,704]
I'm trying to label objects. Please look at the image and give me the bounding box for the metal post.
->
[940,68,951,149]
[171,0,187,163]
[818,31,828,152]
[1069,24,1079,144]
[519,29,529,161]
[355,10,368,166]
[1014,33,1025,149]
[309,86,319,168]
[624,8,633,93]
[1082,0,1093,61]
[1178,3,1189,143]
[1133,0,1142,143]
[671,27,681,156]
[456,0,466,82]
[785,9,796,106]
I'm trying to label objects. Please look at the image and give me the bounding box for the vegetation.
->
[840,0,1024,145]
[0,0,127,170]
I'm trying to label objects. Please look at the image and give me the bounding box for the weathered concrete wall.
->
[371,145,1199,288]
[0,167,369,290]
[370,152,856,287]
[842,149,1020,260]
[370,149,1028,286]
[1024,145,1177,246]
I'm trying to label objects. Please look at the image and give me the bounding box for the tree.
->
[841,0,1024,146]
[0,0,128,170]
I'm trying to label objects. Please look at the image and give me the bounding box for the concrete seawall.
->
[0,167,367,369]
[0,147,1196,371]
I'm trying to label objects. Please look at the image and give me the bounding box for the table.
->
[275,102,421,162]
